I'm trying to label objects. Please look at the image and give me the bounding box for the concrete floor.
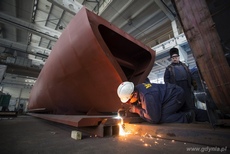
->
[0,115,229,154]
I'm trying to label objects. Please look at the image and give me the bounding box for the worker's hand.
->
[129,105,136,113]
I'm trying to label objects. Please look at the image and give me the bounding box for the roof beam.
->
[108,0,133,23]
[134,15,169,40]
[12,0,18,42]
[154,0,175,21]
[45,4,54,27]
[127,9,162,35]
[47,0,82,15]
[98,0,113,16]
[0,38,51,57]
[0,12,61,41]
[119,0,155,29]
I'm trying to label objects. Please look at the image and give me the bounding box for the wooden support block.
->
[71,130,82,140]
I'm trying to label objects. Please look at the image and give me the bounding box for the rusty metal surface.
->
[28,113,143,137]
[28,113,119,137]
[28,7,155,115]
[27,113,110,127]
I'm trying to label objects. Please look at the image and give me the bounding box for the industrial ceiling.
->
[0,0,195,98]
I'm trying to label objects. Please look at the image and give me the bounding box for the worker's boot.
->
[186,110,196,123]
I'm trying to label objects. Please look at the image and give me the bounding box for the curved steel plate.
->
[28,7,155,115]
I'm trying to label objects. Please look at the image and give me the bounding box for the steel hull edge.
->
[28,7,155,115]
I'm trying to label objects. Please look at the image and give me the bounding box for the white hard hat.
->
[117,81,134,103]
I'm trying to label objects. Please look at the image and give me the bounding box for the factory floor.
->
[0,115,229,154]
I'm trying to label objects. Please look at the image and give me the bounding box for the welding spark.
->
[117,115,131,136]
[114,115,122,119]
[144,143,151,147]
[118,123,126,136]
[156,134,161,137]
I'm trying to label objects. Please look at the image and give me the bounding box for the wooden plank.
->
[173,0,230,113]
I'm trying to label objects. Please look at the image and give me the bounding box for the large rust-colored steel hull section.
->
[28,7,155,115]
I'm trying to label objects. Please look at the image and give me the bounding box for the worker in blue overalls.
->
[117,81,209,124]
[164,47,196,111]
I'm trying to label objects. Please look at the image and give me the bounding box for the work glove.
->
[129,105,136,113]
